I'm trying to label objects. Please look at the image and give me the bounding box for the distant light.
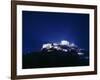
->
[62,49,68,52]
[53,43,58,46]
[61,40,69,46]
[47,50,53,52]
[70,43,75,47]
[78,52,84,55]
[42,43,52,49]
[54,46,58,49]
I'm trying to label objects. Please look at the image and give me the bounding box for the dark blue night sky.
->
[22,11,89,54]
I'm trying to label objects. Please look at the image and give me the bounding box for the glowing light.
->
[60,40,69,46]
[42,43,52,49]
[41,40,82,53]
[62,49,68,52]
[53,43,58,46]
[78,52,84,55]
[54,46,58,49]
[70,43,76,47]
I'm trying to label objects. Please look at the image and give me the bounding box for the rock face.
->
[23,40,89,69]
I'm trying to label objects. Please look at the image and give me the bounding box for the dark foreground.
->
[23,51,89,69]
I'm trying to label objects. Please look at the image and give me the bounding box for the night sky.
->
[22,11,89,54]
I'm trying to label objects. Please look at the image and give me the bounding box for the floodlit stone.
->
[60,40,69,46]
[41,40,86,55]
[42,43,53,49]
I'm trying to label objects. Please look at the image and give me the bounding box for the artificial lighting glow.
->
[60,40,69,46]
[41,40,80,53]
[70,43,76,47]
[54,46,59,49]
[78,52,84,55]
[62,49,68,52]
[42,43,53,49]
[53,43,58,46]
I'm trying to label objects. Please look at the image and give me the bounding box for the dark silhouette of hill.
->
[22,50,89,69]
